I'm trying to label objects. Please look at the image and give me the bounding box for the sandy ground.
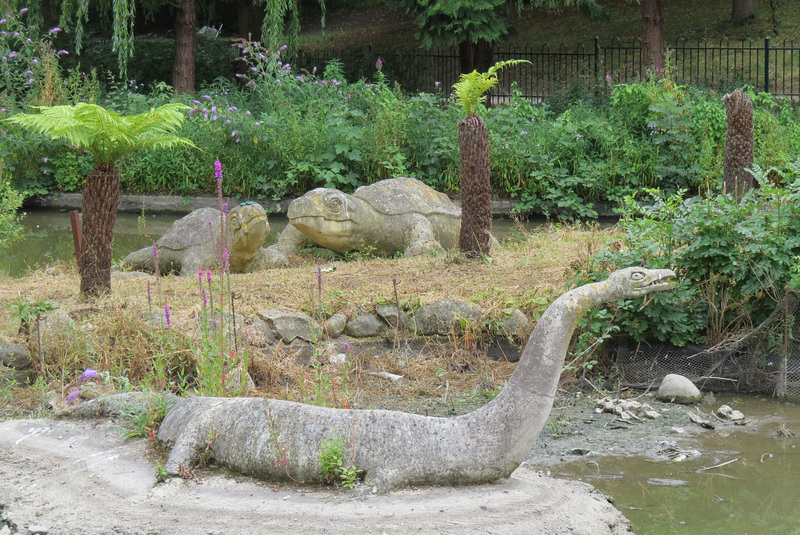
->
[0,417,631,535]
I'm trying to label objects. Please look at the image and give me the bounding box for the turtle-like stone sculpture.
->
[264,178,461,263]
[123,203,269,275]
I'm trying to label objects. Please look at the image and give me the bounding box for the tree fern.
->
[452,59,530,116]
[6,103,195,168]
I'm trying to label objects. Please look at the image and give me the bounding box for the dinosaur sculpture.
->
[157,267,674,490]
[263,177,462,264]
[123,203,269,275]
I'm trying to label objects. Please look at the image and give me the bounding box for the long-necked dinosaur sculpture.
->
[157,267,674,489]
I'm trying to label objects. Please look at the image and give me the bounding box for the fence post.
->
[594,36,599,78]
[764,35,770,93]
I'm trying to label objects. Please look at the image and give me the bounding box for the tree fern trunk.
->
[723,88,754,201]
[458,113,492,257]
[80,166,120,296]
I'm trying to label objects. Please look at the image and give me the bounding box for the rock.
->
[493,309,532,343]
[0,364,36,386]
[27,525,49,534]
[375,305,407,329]
[286,339,314,366]
[344,313,388,338]
[410,300,483,336]
[243,318,277,347]
[257,309,321,343]
[657,374,702,404]
[643,410,661,420]
[716,404,745,421]
[0,343,32,369]
[323,313,348,339]
[38,309,75,338]
[124,204,269,275]
[647,478,687,487]
[0,525,11,535]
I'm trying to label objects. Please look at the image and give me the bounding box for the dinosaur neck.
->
[473,281,609,463]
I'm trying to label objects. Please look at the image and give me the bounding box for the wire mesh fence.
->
[614,289,800,400]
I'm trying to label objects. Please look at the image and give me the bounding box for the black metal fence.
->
[296,36,800,100]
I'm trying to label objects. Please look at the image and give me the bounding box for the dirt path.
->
[0,417,630,535]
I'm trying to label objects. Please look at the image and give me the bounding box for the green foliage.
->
[118,391,175,439]
[403,0,510,50]
[318,432,363,488]
[0,172,23,249]
[452,60,530,116]
[583,164,800,345]
[6,102,195,168]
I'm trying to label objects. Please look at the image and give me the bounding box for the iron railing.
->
[296,36,800,100]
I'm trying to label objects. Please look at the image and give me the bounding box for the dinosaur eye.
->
[631,271,645,281]
[328,196,343,212]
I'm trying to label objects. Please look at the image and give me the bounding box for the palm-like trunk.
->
[458,113,492,257]
[80,166,120,296]
[723,88,754,201]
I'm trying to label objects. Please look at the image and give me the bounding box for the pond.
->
[1,209,544,277]
[529,395,800,535]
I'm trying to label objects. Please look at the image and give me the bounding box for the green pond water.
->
[1,209,540,277]
[536,395,800,535]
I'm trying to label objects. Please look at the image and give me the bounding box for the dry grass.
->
[0,224,618,417]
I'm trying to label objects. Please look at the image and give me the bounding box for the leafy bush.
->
[582,160,800,346]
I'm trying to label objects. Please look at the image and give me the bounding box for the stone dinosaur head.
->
[228,203,269,270]
[604,267,676,301]
[286,188,369,252]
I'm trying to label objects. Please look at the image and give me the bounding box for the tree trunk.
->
[459,39,493,74]
[237,0,265,41]
[172,0,196,95]
[731,0,757,26]
[641,0,665,74]
[79,166,121,297]
[723,89,754,201]
[458,113,492,257]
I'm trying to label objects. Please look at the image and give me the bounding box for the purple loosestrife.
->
[164,302,171,327]
[153,243,160,278]
[66,390,80,404]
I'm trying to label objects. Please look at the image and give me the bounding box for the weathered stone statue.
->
[155,267,674,490]
[264,178,462,264]
[123,203,269,275]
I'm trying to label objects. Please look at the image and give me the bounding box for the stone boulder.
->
[344,313,388,338]
[410,300,483,336]
[657,374,701,404]
[257,309,321,343]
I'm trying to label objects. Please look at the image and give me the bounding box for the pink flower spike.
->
[66,390,80,404]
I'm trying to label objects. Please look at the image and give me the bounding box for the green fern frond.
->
[452,59,531,116]
[7,102,196,168]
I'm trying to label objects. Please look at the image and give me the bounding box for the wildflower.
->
[26,78,32,84]
[66,390,80,404]
[214,159,223,182]
[197,269,203,282]
[57,50,68,55]
[228,106,237,111]
[192,99,200,104]
[312,66,317,75]
[7,51,15,58]
[19,7,27,13]
[605,74,612,83]
[211,114,217,121]
[0,19,6,24]
[42,157,48,163]
[202,94,211,100]
[342,342,350,351]
[225,119,231,124]
[376,57,383,71]
[434,81,440,87]
[280,44,287,51]
[77,367,98,386]
[231,130,237,137]
[49,27,60,34]
[164,302,171,326]
[245,110,251,116]
[254,122,260,127]
[24,70,31,75]
[211,105,216,112]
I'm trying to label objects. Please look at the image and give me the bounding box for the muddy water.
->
[534,395,800,535]
[1,210,542,277]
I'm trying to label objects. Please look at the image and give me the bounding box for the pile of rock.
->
[595,397,661,420]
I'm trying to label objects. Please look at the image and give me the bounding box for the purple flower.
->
[153,243,158,258]
[164,302,171,326]
[7,51,15,58]
[245,110,251,115]
[230,130,237,137]
[66,390,80,404]
[254,122,260,127]
[228,106,237,111]
[49,27,61,34]
[605,74,612,83]
[197,269,203,282]
[211,114,217,121]
[211,105,216,112]
[19,7,27,13]
[206,270,212,282]
[376,58,383,71]
[214,159,223,181]
[77,368,98,386]
[342,342,350,351]
[192,99,200,104]
[202,94,211,100]
[57,50,68,55]
[0,19,6,24]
